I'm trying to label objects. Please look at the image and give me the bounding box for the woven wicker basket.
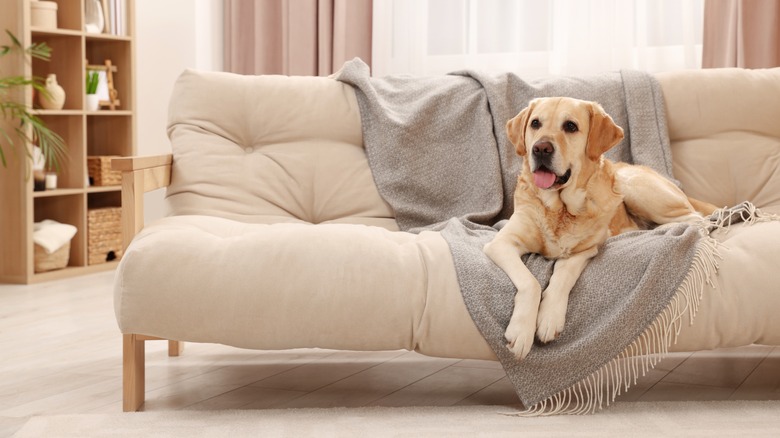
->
[88,207,123,265]
[87,156,122,186]
[34,241,70,273]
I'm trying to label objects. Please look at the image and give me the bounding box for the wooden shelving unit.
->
[0,0,135,283]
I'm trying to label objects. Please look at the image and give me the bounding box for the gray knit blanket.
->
[334,59,711,414]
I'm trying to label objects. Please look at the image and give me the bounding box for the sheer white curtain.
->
[372,0,704,78]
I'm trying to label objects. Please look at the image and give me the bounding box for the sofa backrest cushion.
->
[165,69,395,226]
[657,67,780,212]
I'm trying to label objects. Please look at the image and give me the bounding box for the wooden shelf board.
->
[32,109,84,116]
[33,188,85,198]
[30,28,133,42]
[31,27,83,37]
[86,33,132,42]
[87,185,121,193]
[86,110,133,116]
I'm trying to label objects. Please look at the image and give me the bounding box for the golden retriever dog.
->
[483,97,716,360]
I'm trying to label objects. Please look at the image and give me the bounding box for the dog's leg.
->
[536,246,598,343]
[484,237,541,360]
[616,164,703,225]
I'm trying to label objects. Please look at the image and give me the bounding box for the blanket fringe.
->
[709,202,780,234]
[511,234,720,416]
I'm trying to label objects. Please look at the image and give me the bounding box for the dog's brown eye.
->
[530,119,541,129]
[563,121,578,133]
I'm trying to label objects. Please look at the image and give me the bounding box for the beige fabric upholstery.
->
[675,222,780,350]
[115,216,494,360]
[115,68,780,363]
[165,70,395,228]
[657,67,780,214]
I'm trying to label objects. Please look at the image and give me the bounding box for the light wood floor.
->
[1,271,779,436]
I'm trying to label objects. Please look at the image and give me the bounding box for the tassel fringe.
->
[508,203,776,416]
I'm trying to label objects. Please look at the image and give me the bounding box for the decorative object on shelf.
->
[32,145,45,191]
[85,0,106,34]
[85,70,100,111]
[87,207,123,265]
[34,241,70,272]
[30,1,58,30]
[33,219,77,272]
[44,171,57,189]
[86,59,120,109]
[33,170,46,191]
[33,146,57,190]
[0,31,67,171]
[38,73,66,110]
[87,155,121,186]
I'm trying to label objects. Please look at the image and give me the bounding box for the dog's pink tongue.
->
[534,170,556,189]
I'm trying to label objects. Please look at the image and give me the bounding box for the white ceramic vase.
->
[39,73,66,110]
[84,0,105,34]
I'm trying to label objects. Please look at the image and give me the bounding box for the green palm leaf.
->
[1,30,67,172]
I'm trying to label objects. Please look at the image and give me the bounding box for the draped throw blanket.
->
[334,58,724,414]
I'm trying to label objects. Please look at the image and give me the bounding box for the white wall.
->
[135,0,223,223]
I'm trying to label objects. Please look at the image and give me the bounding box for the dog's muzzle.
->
[531,141,571,189]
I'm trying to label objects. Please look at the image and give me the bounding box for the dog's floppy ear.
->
[506,100,537,156]
[586,102,624,161]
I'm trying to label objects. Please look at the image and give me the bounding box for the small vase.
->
[86,94,100,111]
[85,0,105,33]
[39,74,66,110]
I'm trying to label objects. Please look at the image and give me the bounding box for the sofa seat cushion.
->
[114,215,494,360]
[115,214,780,361]
[673,217,780,350]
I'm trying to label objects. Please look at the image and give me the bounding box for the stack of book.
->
[101,0,128,36]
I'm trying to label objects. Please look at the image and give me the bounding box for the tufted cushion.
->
[165,70,396,228]
[657,67,780,214]
[115,216,495,359]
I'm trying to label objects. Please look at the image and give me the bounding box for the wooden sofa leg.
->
[123,334,145,412]
[168,340,184,357]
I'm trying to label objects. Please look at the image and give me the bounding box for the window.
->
[373,0,704,78]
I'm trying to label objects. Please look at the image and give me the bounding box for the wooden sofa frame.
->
[113,155,180,412]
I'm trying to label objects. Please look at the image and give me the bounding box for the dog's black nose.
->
[532,141,554,157]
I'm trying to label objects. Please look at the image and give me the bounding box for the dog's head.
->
[506,97,624,190]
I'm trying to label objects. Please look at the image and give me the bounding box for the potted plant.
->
[0,30,66,173]
[85,70,100,111]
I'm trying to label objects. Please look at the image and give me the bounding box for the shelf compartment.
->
[34,194,87,268]
[86,38,133,111]
[88,190,122,209]
[87,114,132,157]
[87,192,123,265]
[31,33,84,110]
[35,114,86,189]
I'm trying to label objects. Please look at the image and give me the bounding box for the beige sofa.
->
[113,67,780,411]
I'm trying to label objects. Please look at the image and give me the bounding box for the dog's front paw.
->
[505,317,535,360]
[536,295,567,344]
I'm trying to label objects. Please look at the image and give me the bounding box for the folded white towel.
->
[33,220,78,254]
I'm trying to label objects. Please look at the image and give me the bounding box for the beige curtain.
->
[702,0,780,68]
[224,0,372,76]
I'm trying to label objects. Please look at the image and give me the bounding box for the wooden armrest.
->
[117,154,174,250]
[112,154,172,172]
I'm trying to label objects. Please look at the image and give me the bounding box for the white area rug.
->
[14,401,780,437]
